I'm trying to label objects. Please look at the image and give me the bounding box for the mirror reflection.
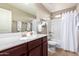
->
[0,3,36,33]
[0,3,49,34]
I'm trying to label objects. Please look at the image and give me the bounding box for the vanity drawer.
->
[0,43,27,56]
[28,38,42,51]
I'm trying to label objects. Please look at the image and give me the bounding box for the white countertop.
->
[0,34,47,51]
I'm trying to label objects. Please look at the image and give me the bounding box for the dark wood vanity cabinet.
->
[29,45,41,56]
[0,43,27,56]
[0,36,48,56]
[28,36,48,56]
[42,36,48,56]
[27,38,42,51]
[42,42,48,56]
[27,38,42,56]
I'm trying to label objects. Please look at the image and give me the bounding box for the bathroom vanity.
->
[0,34,48,56]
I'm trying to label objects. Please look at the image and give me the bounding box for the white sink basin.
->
[20,35,37,40]
[20,37,28,40]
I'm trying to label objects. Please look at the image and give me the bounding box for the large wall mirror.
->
[0,3,36,33]
[0,8,32,33]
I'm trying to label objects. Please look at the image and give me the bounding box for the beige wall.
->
[36,4,50,19]
[36,4,50,34]
[37,8,50,19]
[76,4,79,12]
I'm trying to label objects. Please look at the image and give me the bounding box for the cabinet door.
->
[0,43,27,56]
[42,42,48,56]
[43,36,47,43]
[28,38,41,51]
[29,45,41,56]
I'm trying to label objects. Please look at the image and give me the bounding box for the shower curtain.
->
[61,10,78,52]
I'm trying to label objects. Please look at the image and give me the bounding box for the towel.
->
[38,24,42,32]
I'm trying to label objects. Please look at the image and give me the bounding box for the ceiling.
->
[9,3,77,17]
[42,3,77,12]
[9,3,37,17]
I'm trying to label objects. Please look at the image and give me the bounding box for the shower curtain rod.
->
[50,5,77,19]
